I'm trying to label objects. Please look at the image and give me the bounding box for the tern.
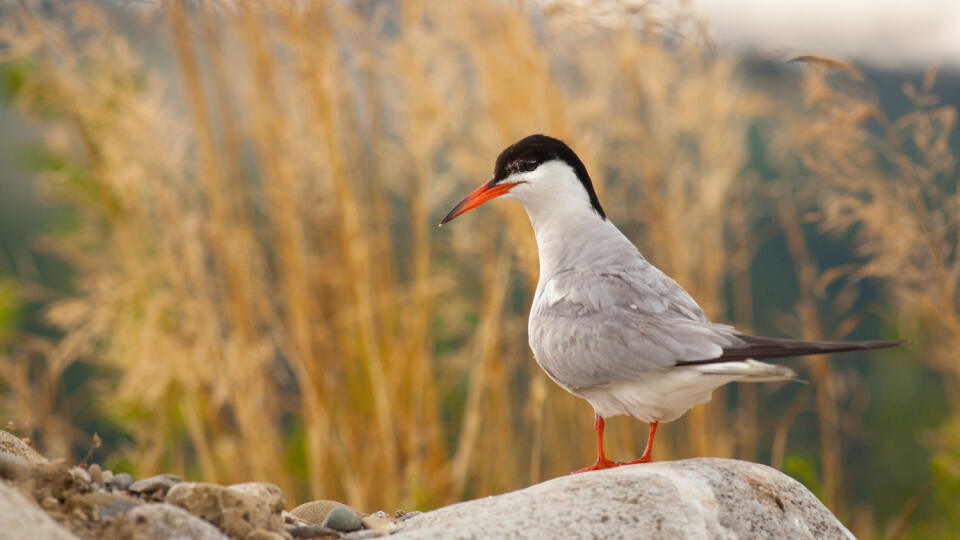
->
[440,134,905,473]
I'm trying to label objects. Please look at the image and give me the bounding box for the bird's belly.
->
[576,368,738,423]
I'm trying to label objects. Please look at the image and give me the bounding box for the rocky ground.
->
[0,430,405,539]
[1,429,855,539]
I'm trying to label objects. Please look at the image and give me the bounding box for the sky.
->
[691,0,960,68]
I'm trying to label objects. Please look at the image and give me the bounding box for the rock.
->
[361,515,396,533]
[166,481,285,537]
[397,511,421,522]
[291,500,362,525]
[0,453,28,480]
[129,473,182,498]
[88,464,103,486]
[102,469,114,485]
[100,502,228,540]
[74,490,143,520]
[0,430,47,465]
[70,467,92,485]
[0,481,79,539]
[393,459,855,539]
[109,472,133,491]
[229,481,287,513]
[323,507,362,532]
[41,496,60,510]
[288,524,341,538]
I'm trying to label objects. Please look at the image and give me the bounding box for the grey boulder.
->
[100,502,228,540]
[0,481,78,540]
[390,458,854,539]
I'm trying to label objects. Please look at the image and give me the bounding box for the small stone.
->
[0,430,47,466]
[41,496,59,510]
[228,482,286,513]
[77,491,142,520]
[290,500,361,525]
[322,507,362,532]
[71,467,91,485]
[166,482,284,537]
[288,524,340,538]
[0,453,28,480]
[109,472,133,491]
[100,503,227,540]
[88,464,103,486]
[360,515,395,532]
[71,508,87,521]
[102,469,114,484]
[129,473,181,497]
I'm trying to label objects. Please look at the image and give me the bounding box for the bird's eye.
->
[520,159,539,172]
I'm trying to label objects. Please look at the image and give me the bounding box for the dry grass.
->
[0,2,955,537]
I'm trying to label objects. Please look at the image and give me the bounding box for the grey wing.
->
[529,262,745,390]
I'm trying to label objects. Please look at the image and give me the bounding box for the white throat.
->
[504,161,631,280]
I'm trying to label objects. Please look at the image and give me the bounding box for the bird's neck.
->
[524,203,632,280]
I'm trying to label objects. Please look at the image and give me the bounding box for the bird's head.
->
[439,134,606,225]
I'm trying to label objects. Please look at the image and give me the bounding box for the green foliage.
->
[0,280,22,346]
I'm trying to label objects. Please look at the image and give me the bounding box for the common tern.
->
[440,134,904,472]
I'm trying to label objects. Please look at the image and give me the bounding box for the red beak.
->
[439,179,521,225]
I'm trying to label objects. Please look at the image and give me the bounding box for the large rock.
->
[0,481,79,540]
[388,459,854,539]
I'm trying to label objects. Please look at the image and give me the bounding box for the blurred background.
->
[0,1,958,537]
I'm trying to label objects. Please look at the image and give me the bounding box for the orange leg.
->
[573,414,618,473]
[622,421,658,465]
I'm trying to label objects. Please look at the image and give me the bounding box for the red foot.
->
[573,456,618,473]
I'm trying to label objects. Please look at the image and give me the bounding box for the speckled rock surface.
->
[165,481,285,537]
[0,430,47,465]
[388,458,854,540]
[0,481,79,540]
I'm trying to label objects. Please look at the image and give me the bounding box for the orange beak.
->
[439,180,521,225]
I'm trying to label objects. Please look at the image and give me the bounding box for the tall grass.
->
[0,2,955,537]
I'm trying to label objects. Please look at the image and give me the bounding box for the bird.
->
[439,134,905,473]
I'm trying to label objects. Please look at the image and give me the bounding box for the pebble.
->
[109,472,133,491]
[0,430,47,465]
[0,453,28,480]
[100,503,228,540]
[165,481,285,537]
[322,507,362,532]
[228,482,286,513]
[290,500,361,525]
[88,463,103,486]
[129,473,182,496]
[361,515,396,532]
[41,496,59,510]
[288,524,341,538]
[71,467,91,485]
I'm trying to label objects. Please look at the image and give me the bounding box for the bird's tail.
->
[714,334,908,363]
[692,359,799,382]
